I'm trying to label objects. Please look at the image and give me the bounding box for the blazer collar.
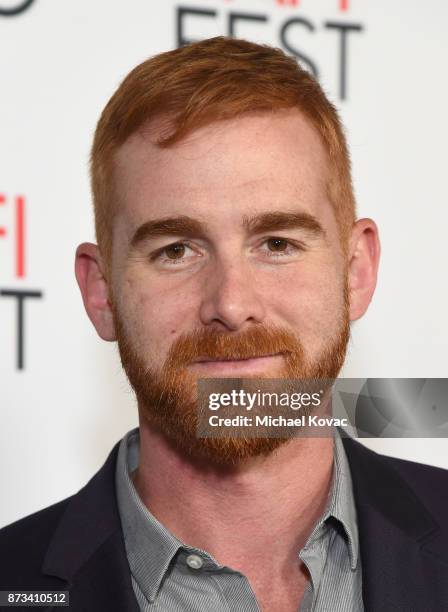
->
[42,441,139,611]
[342,435,448,611]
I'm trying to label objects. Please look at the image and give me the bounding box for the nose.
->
[199,257,266,331]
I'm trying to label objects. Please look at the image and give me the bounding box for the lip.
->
[190,352,285,374]
[194,352,282,363]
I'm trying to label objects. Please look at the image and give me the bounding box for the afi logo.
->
[0,0,35,17]
[0,194,25,278]
[0,193,43,370]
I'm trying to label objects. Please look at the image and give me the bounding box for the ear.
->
[74,242,117,341]
[347,218,381,321]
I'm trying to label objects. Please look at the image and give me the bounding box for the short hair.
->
[91,36,356,274]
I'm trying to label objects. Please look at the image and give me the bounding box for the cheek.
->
[266,265,345,338]
[118,276,199,357]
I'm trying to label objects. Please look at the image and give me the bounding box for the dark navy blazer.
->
[1,435,448,611]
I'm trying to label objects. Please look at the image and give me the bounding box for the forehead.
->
[112,109,332,232]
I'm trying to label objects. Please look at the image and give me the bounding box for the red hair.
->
[91,36,356,272]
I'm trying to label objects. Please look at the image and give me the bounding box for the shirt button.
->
[186,554,204,570]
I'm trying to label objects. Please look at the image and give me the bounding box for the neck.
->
[133,414,334,575]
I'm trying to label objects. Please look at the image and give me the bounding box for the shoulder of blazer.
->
[341,434,448,610]
[341,434,448,529]
[0,439,140,611]
[381,451,448,514]
[0,439,121,590]
[0,496,73,589]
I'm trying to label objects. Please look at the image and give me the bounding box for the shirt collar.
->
[115,427,183,604]
[115,426,360,604]
[322,430,360,570]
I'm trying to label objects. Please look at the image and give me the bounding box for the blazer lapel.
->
[42,442,139,612]
[342,435,448,611]
[67,529,140,612]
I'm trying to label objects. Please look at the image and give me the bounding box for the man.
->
[1,36,447,611]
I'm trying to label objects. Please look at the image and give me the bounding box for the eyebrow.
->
[243,211,324,237]
[130,211,325,248]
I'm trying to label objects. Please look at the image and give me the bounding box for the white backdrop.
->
[1,0,447,528]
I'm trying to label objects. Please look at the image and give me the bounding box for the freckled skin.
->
[110,109,348,376]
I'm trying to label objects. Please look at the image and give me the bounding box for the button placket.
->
[186,553,204,570]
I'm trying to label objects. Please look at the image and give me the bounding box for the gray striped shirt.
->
[115,428,363,611]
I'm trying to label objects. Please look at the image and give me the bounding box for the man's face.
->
[109,109,350,464]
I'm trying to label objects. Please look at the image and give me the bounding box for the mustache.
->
[163,324,305,369]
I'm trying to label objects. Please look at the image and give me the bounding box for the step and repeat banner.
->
[1,0,447,527]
